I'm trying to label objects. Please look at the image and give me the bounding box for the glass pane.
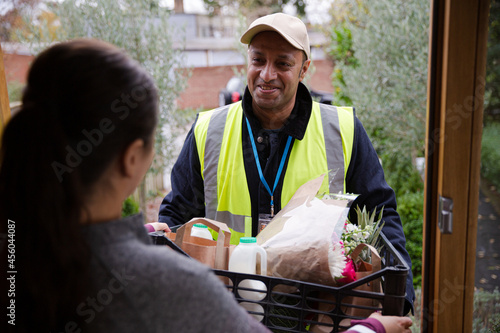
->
[474,1,500,330]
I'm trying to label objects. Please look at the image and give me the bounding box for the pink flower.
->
[337,259,357,284]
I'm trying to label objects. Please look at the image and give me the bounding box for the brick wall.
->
[2,53,33,83]
[3,52,335,110]
[307,59,336,93]
[177,64,245,110]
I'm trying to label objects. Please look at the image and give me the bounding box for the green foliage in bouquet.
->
[356,205,385,243]
[343,206,385,262]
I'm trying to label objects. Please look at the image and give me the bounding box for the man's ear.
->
[299,59,311,81]
[120,139,145,178]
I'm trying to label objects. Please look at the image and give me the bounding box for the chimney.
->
[174,0,184,14]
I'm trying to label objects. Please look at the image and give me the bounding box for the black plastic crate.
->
[150,231,408,332]
[213,232,408,332]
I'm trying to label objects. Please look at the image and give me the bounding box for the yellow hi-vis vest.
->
[194,101,354,244]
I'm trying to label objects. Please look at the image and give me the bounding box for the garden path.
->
[475,181,500,292]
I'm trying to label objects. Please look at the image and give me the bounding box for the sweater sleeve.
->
[158,121,206,227]
[345,117,415,315]
[144,223,155,233]
[345,318,386,333]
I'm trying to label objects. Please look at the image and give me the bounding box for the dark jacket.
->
[159,82,415,314]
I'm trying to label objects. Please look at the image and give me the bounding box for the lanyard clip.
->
[270,196,274,217]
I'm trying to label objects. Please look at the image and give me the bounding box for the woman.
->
[0,39,268,332]
[0,39,411,333]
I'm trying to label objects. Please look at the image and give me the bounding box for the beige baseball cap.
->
[240,13,311,60]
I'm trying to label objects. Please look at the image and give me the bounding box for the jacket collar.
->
[242,82,312,140]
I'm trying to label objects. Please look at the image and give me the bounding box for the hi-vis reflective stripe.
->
[281,103,353,205]
[321,103,345,194]
[337,106,355,191]
[194,101,354,244]
[200,105,229,214]
[324,104,354,193]
[194,102,252,244]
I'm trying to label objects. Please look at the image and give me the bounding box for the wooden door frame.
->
[0,43,11,133]
[422,0,490,331]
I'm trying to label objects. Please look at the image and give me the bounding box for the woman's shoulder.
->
[132,240,211,278]
[92,232,211,283]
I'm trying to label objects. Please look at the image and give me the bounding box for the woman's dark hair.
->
[0,39,158,331]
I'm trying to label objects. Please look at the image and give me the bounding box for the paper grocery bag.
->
[342,243,383,318]
[166,218,232,270]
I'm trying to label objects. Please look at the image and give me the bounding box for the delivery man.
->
[158,12,415,314]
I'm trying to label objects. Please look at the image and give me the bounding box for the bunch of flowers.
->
[333,205,385,284]
[342,205,385,258]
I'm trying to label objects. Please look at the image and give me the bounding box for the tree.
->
[484,0,500,122]
[17,0,191,217]
[0,0,41,41]
[328,0,429,159]
[324,0,364,105]
[327,0,430,288]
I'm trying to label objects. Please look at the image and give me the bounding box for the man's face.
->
[247,31,310,117]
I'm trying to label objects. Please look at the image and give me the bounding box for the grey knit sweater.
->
[80,213,270,333]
